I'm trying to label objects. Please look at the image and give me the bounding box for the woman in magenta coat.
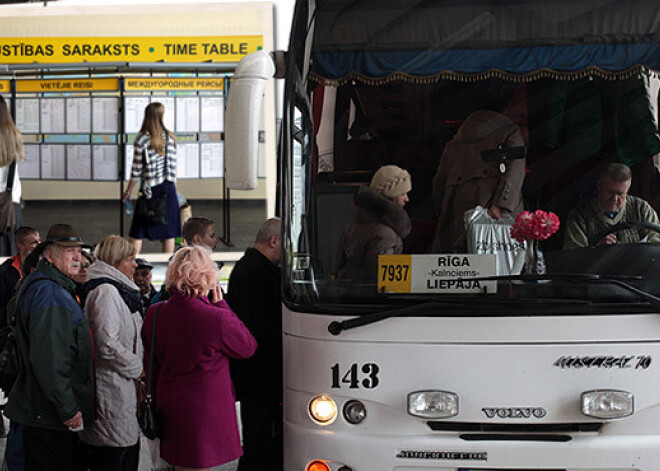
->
[142,246,257,470]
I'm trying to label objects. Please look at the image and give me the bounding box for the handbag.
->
[133,318,147,411]
[139,303,164,440]
[136,194,168,225]
[135,141,168,226]
[0,161,17,233]
[0,276,54,391]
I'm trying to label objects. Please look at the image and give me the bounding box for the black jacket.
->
[227,248,282,404]
[0,255,21,329]
[6,260,95,430]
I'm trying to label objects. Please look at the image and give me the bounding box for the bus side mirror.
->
[225,50,276,190]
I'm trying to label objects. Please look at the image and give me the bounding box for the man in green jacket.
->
[5,224,94,470]
[564,164,660,248]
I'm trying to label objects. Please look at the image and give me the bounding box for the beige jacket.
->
[80,261,144,448]
[431,110,525,252]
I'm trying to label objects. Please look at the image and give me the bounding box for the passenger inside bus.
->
[527,75,660,248]
[310,74,660,287]
[563,163,660,249]
[429,108,526,253]
[334,165,412,281]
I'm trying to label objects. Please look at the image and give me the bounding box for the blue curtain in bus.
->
[311,42,660,82]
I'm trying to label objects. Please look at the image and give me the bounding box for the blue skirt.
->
[129,181,181,241]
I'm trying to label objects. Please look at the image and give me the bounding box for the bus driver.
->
[563,163,660,248]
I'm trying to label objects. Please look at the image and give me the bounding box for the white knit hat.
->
[370,165,412,198]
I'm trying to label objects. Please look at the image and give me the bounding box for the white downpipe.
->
[225,50,276,190]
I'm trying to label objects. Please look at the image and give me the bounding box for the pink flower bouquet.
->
[510,210,560,243]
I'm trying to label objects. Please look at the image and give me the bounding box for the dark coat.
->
[431,110,526,252]
[335,187,412,280]
[140,284,158,314]
[0,255,20,329]
[227,247,282,404]
[6,260,95,431]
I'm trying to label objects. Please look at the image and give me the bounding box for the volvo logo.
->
[482,407,547,419]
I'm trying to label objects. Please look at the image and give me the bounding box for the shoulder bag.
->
[139,302,164,440]
[135,139,168,226]
[0,161,17,234]
[0,275,55,391]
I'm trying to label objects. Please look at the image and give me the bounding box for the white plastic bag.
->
[464,206,526,275]
[139,434,174,471]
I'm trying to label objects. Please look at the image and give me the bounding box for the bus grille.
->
[427,422,602,433]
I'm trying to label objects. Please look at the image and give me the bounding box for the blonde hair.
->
[165,246,218,298]
[95,235,136,267]
[0,96,24,167]
[139,102,177,155]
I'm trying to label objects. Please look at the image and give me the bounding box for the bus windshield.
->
[280,0,660,314]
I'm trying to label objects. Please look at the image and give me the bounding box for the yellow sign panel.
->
[0,36,262,64]
[125,78,225,91]
[0,81,9,92]
[16,78,119,93]
[378,254,413,293]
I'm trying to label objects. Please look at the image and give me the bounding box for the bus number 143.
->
[331,363,380,389]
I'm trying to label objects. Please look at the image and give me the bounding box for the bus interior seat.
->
[311,177,366,278]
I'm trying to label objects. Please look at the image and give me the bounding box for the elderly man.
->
[134,257,157,312]
[564,163,660,248]
[5,224,94,470]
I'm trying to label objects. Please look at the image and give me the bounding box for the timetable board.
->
[11,77,230,181]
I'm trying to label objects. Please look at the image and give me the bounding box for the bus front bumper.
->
[285,422,659,470]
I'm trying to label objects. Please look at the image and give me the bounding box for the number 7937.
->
[381,264,409,282]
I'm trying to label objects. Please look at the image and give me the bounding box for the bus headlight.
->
[305,460,330,471]
[581,390,634,419]
[408,390,459,418]
[343,400,367,424]
[309,394,338,425]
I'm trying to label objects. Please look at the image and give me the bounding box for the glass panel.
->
[281,1,660,314]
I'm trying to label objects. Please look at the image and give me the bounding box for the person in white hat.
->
[335,165,412,281]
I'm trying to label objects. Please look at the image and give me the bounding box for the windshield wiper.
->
[327,273,659,336]
[471,273,642,283]
[327,297,590,336]
[466,273,660,311]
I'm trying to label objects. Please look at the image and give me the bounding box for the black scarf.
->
[81,277,143,314]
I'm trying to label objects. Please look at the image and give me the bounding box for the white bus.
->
[226,1,660,469]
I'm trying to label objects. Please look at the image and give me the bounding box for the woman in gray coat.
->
[80,235,143,471]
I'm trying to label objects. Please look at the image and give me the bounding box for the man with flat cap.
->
[5,224,94,470]
[133,257,157,313]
